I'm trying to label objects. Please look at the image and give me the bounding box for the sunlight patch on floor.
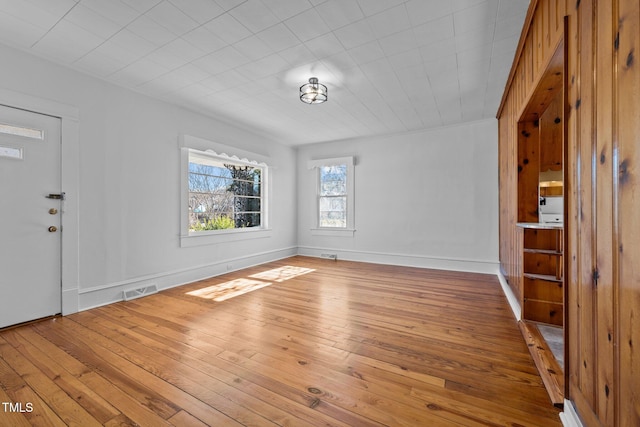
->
[249,266,315,282]
[185,265,316,302]
[186,278,272,302]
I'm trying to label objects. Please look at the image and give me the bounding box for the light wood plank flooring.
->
[0,256,561,426]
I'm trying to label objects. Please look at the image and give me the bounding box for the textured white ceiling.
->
[0,0,528,145]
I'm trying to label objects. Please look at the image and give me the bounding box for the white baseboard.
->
[71,245,498,312]
[77,246,297,311]
[560,400,584,427]
[61,288,79,315]
[73,246,514,323]
[297,246,500,275]
[496,270,521,321]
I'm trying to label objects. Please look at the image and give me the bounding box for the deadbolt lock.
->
[45,193,65,200]
[49,208,58,215]
[48,226,57,232]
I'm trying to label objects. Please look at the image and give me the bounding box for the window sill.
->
[180,228,272,247]
[311,228,356,237]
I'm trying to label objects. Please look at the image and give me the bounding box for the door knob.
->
[48,226,57,232]
[49,208,58,215]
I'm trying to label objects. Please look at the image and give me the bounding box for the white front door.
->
[0,104,62,328]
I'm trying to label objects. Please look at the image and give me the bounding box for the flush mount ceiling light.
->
[299,77,327,104]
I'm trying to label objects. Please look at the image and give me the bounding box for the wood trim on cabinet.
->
[497,0,540,117]
[500,1,640,425]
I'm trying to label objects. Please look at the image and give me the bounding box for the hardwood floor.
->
[0,256,561,426]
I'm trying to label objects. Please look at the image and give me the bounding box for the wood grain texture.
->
[518,120,541,223]
[576,0,597,410]
[522,228,565,326]
[498,0,567,315]
[539,90,564,173]
[519,321,564,406]
[615,0,640,425]
[498,0,640,425]
[0,257,562,426]
[594,0,616,424]
[499,100,521,301]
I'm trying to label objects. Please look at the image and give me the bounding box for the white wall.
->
[1,41,500,313]
[296,119,500,273]
[0,43,297,310]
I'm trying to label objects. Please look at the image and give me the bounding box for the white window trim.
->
[179,135,271,247]
[307,156,355,237]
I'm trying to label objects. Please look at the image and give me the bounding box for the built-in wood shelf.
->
[523,248,562,256]
[523,273,563,283]
[518,226,564,327]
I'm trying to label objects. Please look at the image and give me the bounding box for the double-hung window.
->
[319,164,347,227]
[180,135,270,247]
[188,151,263,232]
[308,156,355,236]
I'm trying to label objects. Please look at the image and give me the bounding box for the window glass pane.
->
[319,196,345,211]
[321,180,346,195]
[320,212,346,228]
[319,196,346,228]
[233,196,261,212]
[320,165,346,196]
[188,155,263,232]
[253,173,261,194]
[234,212,260,228]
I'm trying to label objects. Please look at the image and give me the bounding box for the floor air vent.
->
[123,284,158,301]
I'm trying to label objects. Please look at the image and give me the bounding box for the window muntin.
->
[319,164,347,228]
[188,153,263,232]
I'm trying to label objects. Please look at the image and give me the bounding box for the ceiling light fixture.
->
[299,77,327,104]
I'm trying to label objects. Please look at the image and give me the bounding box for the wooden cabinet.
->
[499,1,640,425]
[520,226,563,326]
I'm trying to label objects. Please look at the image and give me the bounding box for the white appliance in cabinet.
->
[539,196,563,224]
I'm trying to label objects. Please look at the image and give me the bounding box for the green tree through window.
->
[188,155,263,232]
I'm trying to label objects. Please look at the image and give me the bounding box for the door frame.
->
[0,87,80,316]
